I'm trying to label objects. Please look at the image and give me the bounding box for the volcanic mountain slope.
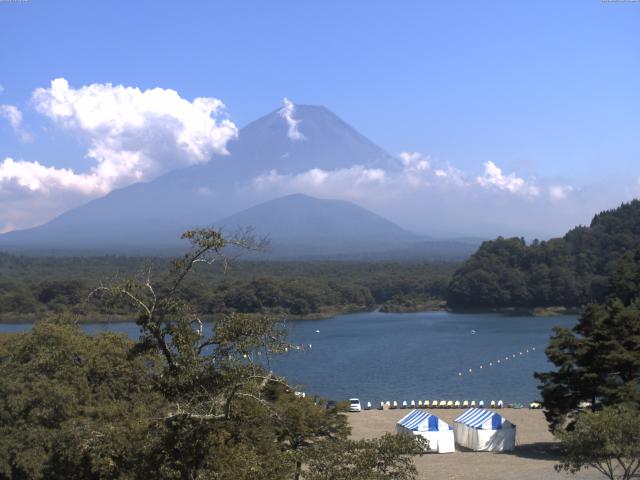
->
[215,193,418,256]
[0,191,431,256]
[0,104,398,252]
[0,103,478,258]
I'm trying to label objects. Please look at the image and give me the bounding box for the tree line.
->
[0,255,456,322]
[448,200,640,309]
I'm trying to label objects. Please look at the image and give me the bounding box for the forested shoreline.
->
[448,200,640,310]
[0,254,456,322]
[5,200,640,322]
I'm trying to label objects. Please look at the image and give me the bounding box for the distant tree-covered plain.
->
[5,200,640,322]
[0,254,456,322]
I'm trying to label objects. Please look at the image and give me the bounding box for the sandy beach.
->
[346,408,601,480]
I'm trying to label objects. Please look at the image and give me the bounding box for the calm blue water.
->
[0,311,576,404]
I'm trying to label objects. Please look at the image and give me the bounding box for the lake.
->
[0,311,576,405]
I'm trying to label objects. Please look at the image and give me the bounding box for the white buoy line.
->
[457,346,537,378]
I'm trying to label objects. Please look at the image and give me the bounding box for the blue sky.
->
[0,0,639,236]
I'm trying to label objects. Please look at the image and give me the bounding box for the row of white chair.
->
[376,399,504,410]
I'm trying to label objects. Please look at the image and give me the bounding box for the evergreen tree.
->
[535,251,640,431]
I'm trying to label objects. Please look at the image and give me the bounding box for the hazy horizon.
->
[1,1,639,241]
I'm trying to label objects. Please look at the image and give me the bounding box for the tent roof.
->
[397,409,449,432]
[454,408,510,430]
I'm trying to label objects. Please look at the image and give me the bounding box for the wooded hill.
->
[447,200,640,309]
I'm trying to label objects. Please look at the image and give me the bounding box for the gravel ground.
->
[346,409,602,480]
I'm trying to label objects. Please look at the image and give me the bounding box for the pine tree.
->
[535,251,640,431]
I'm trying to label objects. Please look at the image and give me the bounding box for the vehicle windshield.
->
[350,400,359,404]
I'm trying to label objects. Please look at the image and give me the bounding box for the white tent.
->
[396,409,455,453]
[453,408,516,452]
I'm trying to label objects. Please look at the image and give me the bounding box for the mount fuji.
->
[0,104,478,258]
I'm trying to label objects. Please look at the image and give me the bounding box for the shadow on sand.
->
[508,442,562,461]
[454,441,562,461]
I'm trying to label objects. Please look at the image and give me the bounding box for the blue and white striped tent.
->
[398,409,451,432]
[396,410,455,453]
[453,408,516,451]
[454,408,507,430]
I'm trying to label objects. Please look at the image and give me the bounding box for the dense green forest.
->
[0,230,424,479]
[0,254,456,322]
[448,200,640,309]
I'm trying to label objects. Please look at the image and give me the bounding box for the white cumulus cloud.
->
[0,79,238,232]
[31,78,237,190]
[549,184,574,200]
[279,97,305,141]
[253,165,386,198]
[398,151,430,172]
[476,161,539,196]
[396,153,469,189]
[0,157,99,195]
[251,157,545,203]
[0,104,32,142]
[0,156,105,231]
[432,164,467,187]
